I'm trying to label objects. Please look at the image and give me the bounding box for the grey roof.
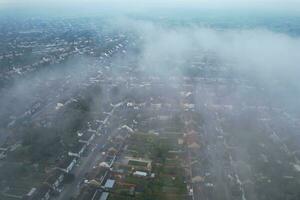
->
[99,192,109,200]
[104,179,115,189]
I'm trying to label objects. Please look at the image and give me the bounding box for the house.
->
[188,142,201,149]
[99,162,110,169]
[192,176,204,183]
[178,138,184,145]
[119,125,134,134]
[126,157,152,171]
[133,171,147,177]
[115,134,126,142]
[23,184,51,200]
[107,147,118,156]
[36,185,51,200]
[0,147,8,151]
[99,192,109,200]
[104,179,115,189]
[184,131,199,145]
[68,142,87,158]
[79,132,95,145]
[90,190,102,200]
[85,166,109,185]
[27,188,37,197]
[58,156,77,173]
[158,115,170,121]
[75,185,97,200]
[151,103,162,110]
[183,104,195,111]
[105,154,116,167]
[45,169,64,191]
[22,188,37,200]
[0,151,7,160]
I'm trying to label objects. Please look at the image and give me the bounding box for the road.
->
[54,102,124,200]
[55,135,106,200]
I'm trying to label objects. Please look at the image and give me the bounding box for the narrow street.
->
[54,103,124,200]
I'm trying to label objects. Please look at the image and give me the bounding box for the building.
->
[22,184,51,200]
[188,142,201,149]
[58,156,77,173]
[45,169,65,191]
[68,142,87,158]
[99,192,109,200]
[79,132,95,145]
[104,179,115,189]
[105,154,116,167]
[126,157,152,171]
[107,147,118,156]
[133,171,147,177]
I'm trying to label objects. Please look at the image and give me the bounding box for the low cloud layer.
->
[111,19,300,113]
[122,19,300,82]
[1,17,300,126]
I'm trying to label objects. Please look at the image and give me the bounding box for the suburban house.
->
[58,156,77,173]
[22,184,51,200]
[68,142,87,158]
[45,169,65,191]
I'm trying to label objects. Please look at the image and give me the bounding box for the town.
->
[1,16,300,200]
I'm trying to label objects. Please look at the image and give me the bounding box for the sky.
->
[1,0,300,13]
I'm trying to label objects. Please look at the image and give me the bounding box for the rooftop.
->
[104,179,115,189]
[99,192,109,200]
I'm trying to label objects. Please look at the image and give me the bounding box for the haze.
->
[1,0,300,12]
[1,1,300,200]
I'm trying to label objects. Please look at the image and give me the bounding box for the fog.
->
[2,17,300,125]
[118,18,300,87]
[116,19,300,113]
[1,2,300,199]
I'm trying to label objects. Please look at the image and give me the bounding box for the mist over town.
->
[0,1,300,200]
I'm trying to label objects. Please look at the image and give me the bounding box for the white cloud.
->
[119,18,300,82]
